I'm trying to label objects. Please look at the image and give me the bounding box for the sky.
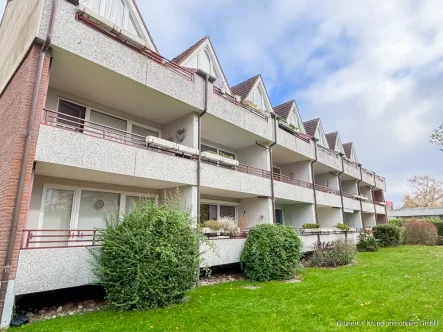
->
[1,1,443,206]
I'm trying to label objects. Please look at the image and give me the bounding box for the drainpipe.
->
[310,139,319,225]
[337,153,346,225]
[0,0,57,319]
[357,164,364,229]
[195,71,213,224]
[255,113,278,224]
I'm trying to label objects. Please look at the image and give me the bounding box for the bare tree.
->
[402,175,443,208]
[430,124,443,151]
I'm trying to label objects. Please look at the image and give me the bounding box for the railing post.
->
[103,127,106,139]
[26,231,31,249]
[92,230,96,245]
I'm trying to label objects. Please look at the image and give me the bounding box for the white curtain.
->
[103,0,125,26]
[82,0,101,12]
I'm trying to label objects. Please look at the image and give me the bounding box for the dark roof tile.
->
[343,142,354,159]
[231,75,260,101]
[303,118,320,137]
[172,36,208,64]
[325,132,338,150]
[274,100,294,119]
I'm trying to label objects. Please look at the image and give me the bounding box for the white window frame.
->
[38,183,158,234]
[56,97,161,138]
[201,142,236,159]
[200,199,238,220]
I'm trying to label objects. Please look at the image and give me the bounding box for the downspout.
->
[357,164,364,229]
[0,0,57,318]
[337,153,346,226]
[370,172,377,224]
[196,72,210,225]
[255,113,278,224]
[310,139,319,224]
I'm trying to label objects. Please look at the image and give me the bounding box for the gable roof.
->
[231,75,260,101]
[303,118,320,137]
[343,142,354,159]
[325,132,338,150]
[274,100,294,119]
[132,0,159,53]
[172,36,231,93]
[172,36,208,65]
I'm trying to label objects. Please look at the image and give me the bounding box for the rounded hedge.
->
[373,224,403,247]
[240,224,302,281]
[403,221,438,246]
[92,202,200,310]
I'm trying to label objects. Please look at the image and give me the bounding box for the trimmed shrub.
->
[356,230,379,252]
[388,218,405,227]
[373,224,403,247]
[429,219,443,237]
[302,223,320,229]
[92,201,200,310]
[403,221,438,246]
[306,240,356,267]
[240,224,302,281]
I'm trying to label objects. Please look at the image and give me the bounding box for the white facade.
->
[0,1,388,326]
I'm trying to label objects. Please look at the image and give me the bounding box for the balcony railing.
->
[42,109,198,160]
[273,172,313,189]
[341,191,361,201]
[317,144,340,157]
[21,230,102,249]
[314,184,341,196]
[77,14,194,81]
[278,123,312,143]
[213,87,269,119]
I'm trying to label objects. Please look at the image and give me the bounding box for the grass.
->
[20,246,443,331]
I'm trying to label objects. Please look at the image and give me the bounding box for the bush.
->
[240,224,302,281]
[373,224,403,247]
[219,217,239,234]
[335,223,351,231]
[302,223,319,229]
[306,240,356,267]
[92,201,200,310]
[388,218,405,227]
[429,219,443,236]
[403,221,438,246]
[356,230,379,252]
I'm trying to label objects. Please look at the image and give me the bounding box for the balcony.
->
[36,110,198,186]
[273,173,314,203]
[375,175,386,191]
[343,158,360,179]
[375,203,386,214]
[42,0,205,111]
[362,201,375,213]
[276,124,315,159]
[315,184,342,207]
[208,87,274,142]
[200,161,272,197]
[361,168,375,185]
[317,145,342,172]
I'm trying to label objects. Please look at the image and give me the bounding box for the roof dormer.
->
[303,118,328,147]
[231,75,273,113]
[343,142,359,163]
[274,100,306,134]
[326,132,345,154]
[81,0,158,52]
[172,36,230,93]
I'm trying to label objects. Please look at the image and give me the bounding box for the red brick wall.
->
[0,44,50,280]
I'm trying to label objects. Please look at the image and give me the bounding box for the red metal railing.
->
[213,87,269,119]
[314,184,341,196]
[273,172,313,189]
[237,164,271,179]
[42,109,198,160]
[341,191,361,201]
[76,14,194,81]
[21,230,102,249]
[317,144,340,157]
[278,123,312,143]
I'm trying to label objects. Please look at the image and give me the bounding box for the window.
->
[273,167,281,181]
[200,202,237,223]
[251,88,266,111]
[38,185,157,232]
[77,190,120,229]
[275,209,283,224]
[219,149,235,160]
[90,110,127,141]
[57,100,86,131]
[83,0,141,37]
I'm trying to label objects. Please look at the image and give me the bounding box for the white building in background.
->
[0,0,387,326]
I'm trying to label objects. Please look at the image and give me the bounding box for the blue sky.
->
[1,1,443,206]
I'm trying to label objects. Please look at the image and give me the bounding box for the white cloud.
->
[136,0,443,205]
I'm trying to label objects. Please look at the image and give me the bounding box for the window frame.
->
[201,143,236,159]
[200,199,239,221]
[37,183,158,234]
[56,97,162,139]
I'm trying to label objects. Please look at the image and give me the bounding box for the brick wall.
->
[0,44,50,281]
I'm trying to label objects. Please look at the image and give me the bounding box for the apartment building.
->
[0,0,387,326]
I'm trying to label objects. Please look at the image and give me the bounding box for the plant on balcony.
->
[202,220,224,231]
[219,217,240,235]
[356,230,379,252]
[305,240,356,267]
[372,224,403,247]
[335,223,351,231]
[302,223,320,229]
[219,151,234,160]
[91,198,201,311]
[240,224,302,281]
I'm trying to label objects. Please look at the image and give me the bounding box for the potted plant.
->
[302,223,320,232]
[202,220,224,235]
[335,223,351,232]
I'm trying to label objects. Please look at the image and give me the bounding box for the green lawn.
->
[21,246,443,331]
